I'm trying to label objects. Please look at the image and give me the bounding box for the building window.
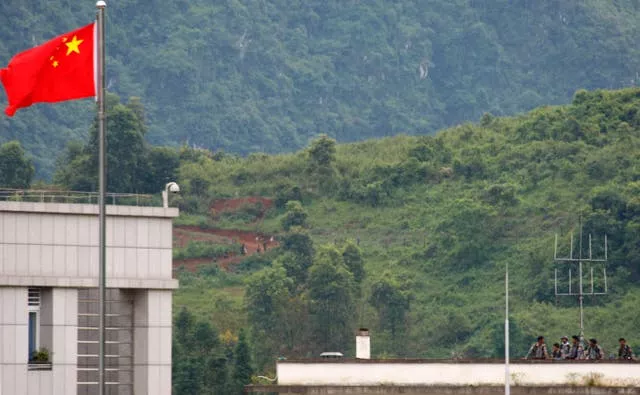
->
[28,288,41,361]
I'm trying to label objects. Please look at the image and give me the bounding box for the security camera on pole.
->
[162,182,180,208]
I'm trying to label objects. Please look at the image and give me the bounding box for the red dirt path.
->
[173,196,277,273]
[172,226,278,273]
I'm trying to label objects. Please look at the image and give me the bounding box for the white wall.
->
[134,289,173,395]
[0,207,176,285]
[277,361,640,387]
[0,287,78,395]
[0,202,178,395]
[0,287,28,395]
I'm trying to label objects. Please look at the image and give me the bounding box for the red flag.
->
[0,23,95,117]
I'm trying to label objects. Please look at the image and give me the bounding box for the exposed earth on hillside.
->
[172,197,277,273]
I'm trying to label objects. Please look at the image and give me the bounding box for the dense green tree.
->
[245,266,294,334]
[245,265,296,367]
[172,308,230,394]
[232,329,254,395]
[53,141,94,191]
[369,272,412,337]
[341,241,365,284]
[53,94,180,193]
[307,245,356,353]
[141,146,181,193]
[280,228,314,259]
[174,307,195,350]
[278,229,315,285]
[85,96,146,193]
[307,135,337,190]
[0,140,34,189]
[280,200,309,231]
[172,357,203,395]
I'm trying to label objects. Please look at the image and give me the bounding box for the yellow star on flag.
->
[65,35,84,56]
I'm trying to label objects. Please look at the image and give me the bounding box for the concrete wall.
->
[277,361,640,387]
[248,385,640,395]
[0,287,77,395]
[0,202,178,289]
[0,201,178,395]
[0,287,28,395]
[133,289,173,394]
[40,288,78,395]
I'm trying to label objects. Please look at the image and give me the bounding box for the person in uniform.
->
[525,336,549,360]
[566,335,584,360]
[559,336,571,359]
[551,343,562,359]
[618,338,634,360]
[585,338,603,360]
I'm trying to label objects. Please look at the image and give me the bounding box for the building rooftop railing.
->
[0,188,157,207]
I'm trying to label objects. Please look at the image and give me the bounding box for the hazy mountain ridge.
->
[2,0,640,178]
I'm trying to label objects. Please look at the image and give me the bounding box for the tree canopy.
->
[172,88,640,374]
[3,1,640,178]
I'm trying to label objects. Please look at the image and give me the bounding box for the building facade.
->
[0,201,178,395]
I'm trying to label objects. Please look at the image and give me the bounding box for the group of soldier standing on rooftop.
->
[525,335,635,360]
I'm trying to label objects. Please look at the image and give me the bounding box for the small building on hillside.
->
[0,191,178,395]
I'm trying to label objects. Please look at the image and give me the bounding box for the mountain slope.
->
[3,1,640,178]
[171,87,640,368]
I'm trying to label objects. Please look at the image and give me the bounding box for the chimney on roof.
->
[356,328,370,359]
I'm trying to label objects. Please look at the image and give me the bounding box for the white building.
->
[0,198,178,395]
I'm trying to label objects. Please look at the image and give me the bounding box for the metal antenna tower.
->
[553,227,608,338]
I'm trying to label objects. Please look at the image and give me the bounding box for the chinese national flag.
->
[0,23,96,117]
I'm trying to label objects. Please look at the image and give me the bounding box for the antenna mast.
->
[554,225,608,339]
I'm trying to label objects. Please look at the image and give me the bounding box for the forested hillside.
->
[164,87,640,391]
[4,86,640,392]
[3,0,640,178]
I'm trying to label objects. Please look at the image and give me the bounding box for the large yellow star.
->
[65,35,84,56]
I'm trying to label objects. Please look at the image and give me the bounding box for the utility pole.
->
[505,262,510,395]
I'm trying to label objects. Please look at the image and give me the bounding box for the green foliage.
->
[173,241,240,261]
[53,93,181,193]
[306,134,337,191]
[278,228,315,284]
[280,200,309,231]
[30,347,50,362]
[274,182,304,209]
[232,329,254,395]
[341,241,365,284]
[245,265,296,367]
[174,88,640,370]
[217,201,264,223]
[0,140,34,188]
[172,308,231,394]
[307,245,357,353]
[7,2,640,179]
[369,272,412,337]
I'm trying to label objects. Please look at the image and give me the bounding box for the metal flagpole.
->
[96,2,107,394]
[505,262,510,395]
